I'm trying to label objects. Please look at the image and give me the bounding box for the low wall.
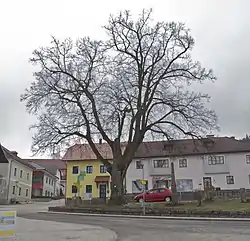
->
[48,205,250,218]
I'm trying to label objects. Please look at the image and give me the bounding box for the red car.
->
[134,188,172,203]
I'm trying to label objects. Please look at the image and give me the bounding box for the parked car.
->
[134,188,172,203]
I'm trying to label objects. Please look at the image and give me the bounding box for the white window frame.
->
[246,155,250,164]
[153,159,169,168]
[226,175,234,184]
[72,166,79,174]
[179,158,187,168]
[135,160,143,169]
[208,155,225,165]
[86,185,93,194]
[86,166,93,174]
[20,170,23,178]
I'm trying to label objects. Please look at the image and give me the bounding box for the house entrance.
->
[99,183,107,199]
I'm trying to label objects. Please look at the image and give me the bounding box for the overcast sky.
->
[0,0,249,157]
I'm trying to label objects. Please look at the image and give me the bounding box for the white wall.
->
[126,152,250,193]
[42,172,57,196]
[8,160,33,202]
[55,169,62,196]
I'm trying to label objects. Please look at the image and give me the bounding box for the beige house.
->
[0,145,34,204]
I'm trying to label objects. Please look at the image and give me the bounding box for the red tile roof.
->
[63,137,250,161]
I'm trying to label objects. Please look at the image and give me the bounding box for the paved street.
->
[15,217,116,241]
[0,201,116,241]
[20,212,250,241]
[2,201,250,240]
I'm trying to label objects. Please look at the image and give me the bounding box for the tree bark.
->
[109,162,125,205]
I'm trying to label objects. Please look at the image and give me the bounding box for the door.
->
[146,189,160,202]
[99,183,107,199]
[203,177,212,190]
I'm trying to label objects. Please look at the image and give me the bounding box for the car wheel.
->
[165,196,171,202]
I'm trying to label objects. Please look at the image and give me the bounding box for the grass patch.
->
[125,199,250,212]
[180,199,250,212]
[65,199,250,212]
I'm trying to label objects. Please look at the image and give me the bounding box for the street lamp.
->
[141,161,146,216]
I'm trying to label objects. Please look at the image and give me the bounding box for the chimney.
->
[11,151,18,156]
[99,139,102,144]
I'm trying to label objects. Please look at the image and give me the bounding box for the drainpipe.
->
[6,160,13,204]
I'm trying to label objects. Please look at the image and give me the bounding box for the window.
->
[136,160,143,169]
[246,155,250,164]
[13,168,17,176]
[72,166,79,174]
[248,175,250,184]
[51,180,54,185]
[45,190,48,196]
[226,175,234,184]
[20,170,23,178]
[179,158,187,168]
[100,165,107,173]
[19,187,21,195]
[86,185,92,193]
[86,166,93,174]
[12,186,16,195]
[25,189,29,197]
[49,179,51,185]
[26,173,30,181]
[46,177,48,183]
[153,159,169,168]
[0,177,5,186]
[158,189,166,193]
[72,185,78,194]
[148,189,159,193]
[208,155,224,165]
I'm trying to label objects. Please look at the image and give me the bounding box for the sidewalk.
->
[14,217,117,241]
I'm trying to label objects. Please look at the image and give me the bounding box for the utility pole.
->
[142,163,146,216]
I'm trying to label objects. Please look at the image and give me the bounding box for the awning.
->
[95,176,110,182]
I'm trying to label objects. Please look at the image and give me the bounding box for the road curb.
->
[39,211,250,222]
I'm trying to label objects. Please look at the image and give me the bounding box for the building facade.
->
[63,136,250,197]
[0,145,33,204]
[65,160,111,199]
[29,162,58,197]
[126,137,250,193]
[25,159,67,196]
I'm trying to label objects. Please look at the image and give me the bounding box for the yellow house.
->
[66,160,111,199]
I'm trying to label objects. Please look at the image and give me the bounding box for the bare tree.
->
[21,9,218,204]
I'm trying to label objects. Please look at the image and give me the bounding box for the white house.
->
[0,145,34,204]
[125,136,250,194]
[25,158,67,196]
[28,162,58,197]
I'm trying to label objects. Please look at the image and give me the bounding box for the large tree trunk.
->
[109,162,125,205]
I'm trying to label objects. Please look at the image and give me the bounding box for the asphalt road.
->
[20,212,250,241]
